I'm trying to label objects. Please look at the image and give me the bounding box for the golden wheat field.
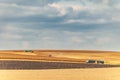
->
[0,50,120,65]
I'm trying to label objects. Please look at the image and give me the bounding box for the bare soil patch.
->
[0,60,119,69]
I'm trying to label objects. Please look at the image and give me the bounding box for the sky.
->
[0,0,120,51]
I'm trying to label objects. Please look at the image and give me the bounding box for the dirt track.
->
[0,60,119,69]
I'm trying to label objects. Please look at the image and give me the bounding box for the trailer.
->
[97,60,104,64]
[86,60,104,64]
[86,60,96,64]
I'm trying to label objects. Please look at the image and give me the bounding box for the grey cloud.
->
[0,0,120,50]
[0,0,119,24]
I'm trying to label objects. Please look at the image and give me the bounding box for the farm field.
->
[0,50,120,65]
[0,67,120,80]
[0,50,119,80]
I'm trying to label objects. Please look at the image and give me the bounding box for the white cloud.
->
[66,18,108,24]
[63,31,83,36]
[0,33,22,40]
[0,3,59,17]
[103,0,109,5]
[95,37,112,45]
[48,3,67,16]
[22,41,30,49]
[69,36,85,43]
[42,37,53,40]
[3,25,20,31]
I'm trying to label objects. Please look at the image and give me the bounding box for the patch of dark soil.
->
[0,60,119,69]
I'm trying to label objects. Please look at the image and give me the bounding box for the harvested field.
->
[0,68,120,80]
[0,60,119,69]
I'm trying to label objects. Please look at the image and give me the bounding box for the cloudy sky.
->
[0,0,120,51]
